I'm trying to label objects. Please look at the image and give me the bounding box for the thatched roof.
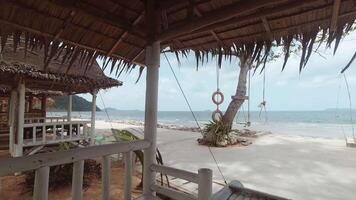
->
[0,84,63,96]
[0,42,122,93]
[0,0,355,71]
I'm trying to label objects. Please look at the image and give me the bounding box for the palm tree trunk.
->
[222,57,250,130]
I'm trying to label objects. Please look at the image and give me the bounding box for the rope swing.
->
[211,61,224,122]
[258,69,268,123]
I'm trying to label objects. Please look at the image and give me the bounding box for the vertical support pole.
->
[41,95,47,118]
[124,151,133,200]
[198,168,213,200]
[68,94,72,121]
[15,80,25,157]
[90,90,97,145]
[9,90,17,156]
[72,160,84,200]
[143,41,160,197]
[33,166,50,200]
[102,155,111,200]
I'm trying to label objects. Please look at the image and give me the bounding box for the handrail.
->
[23,121,91,127]
[0,140,150,176]
[151,164,199,183]
[150,164,213,200]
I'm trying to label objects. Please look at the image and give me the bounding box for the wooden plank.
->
[210,184,234,200]
[23,121,91,128]
[108,12,144,56]
[151,184,197,200]
[168,9,356,52]
[158,0,286,41]
[0,140,150,175]
[171,0,320,40]
[151,164,199,183]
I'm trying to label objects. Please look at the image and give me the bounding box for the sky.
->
[80,32,356,112]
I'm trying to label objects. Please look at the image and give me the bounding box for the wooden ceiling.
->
[0,0,355,68]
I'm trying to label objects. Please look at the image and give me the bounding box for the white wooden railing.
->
[150,164,212,200]
[23,120,90,147]
[0,139,213,200]
[24,116,68,124]
[0,140,150,200]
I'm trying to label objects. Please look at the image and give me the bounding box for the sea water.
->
[48,110,356,139]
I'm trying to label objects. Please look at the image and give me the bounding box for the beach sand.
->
[1,120,355,200]
[95,120,356,200]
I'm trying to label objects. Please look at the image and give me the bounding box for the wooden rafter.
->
[158,0,286,41]
[331,0,342,32]
[54,10,76,40]
[3,1,145,42]
[261,17,272,39]
[132,49,145,62]
[174,0,323,41]
[107,12,145,56]
[167,10,356,52]
[194,6,225,46]
[52,0,131,30]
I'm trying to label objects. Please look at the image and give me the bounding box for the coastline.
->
[94,120,356,200]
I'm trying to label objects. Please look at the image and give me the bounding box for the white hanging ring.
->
[212,109,223,122]
[212,90,224,105]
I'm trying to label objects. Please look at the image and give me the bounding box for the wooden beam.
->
[158,0,286,41]
[261,17,272,38]
[52,0,131,31]
[167,10,356,52]
[194,6,225,46]
[108,12,144,56]
[331,0,342,32]
[132,48,145,62]
[168,0,321,41]
[54,10,76,40]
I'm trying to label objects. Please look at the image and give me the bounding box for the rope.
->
[98,91,114,129]
[163,52,228,185]
[335,75,348,144]
[216,59,220,91]
[343,73,355,142]
[247,68,251,125]
[259,69,268,123]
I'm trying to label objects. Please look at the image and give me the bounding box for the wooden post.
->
[102,155,110,200]
[15,80,25,157]
[33,166,50,200]
[124,151,133,200]
[41,95,47,117]
[72,160,84,200]
[198,168,213,200]
[68,95,72,121]
[90,90,97,145]
[9,90,17,156]
[143,41,160,197]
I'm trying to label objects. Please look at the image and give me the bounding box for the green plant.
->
[112,129,169,188]
[203,120,231,146]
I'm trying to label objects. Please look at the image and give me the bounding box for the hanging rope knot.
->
[258,100,266,107]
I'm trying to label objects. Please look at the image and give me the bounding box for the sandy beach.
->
[95,120,356,200]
